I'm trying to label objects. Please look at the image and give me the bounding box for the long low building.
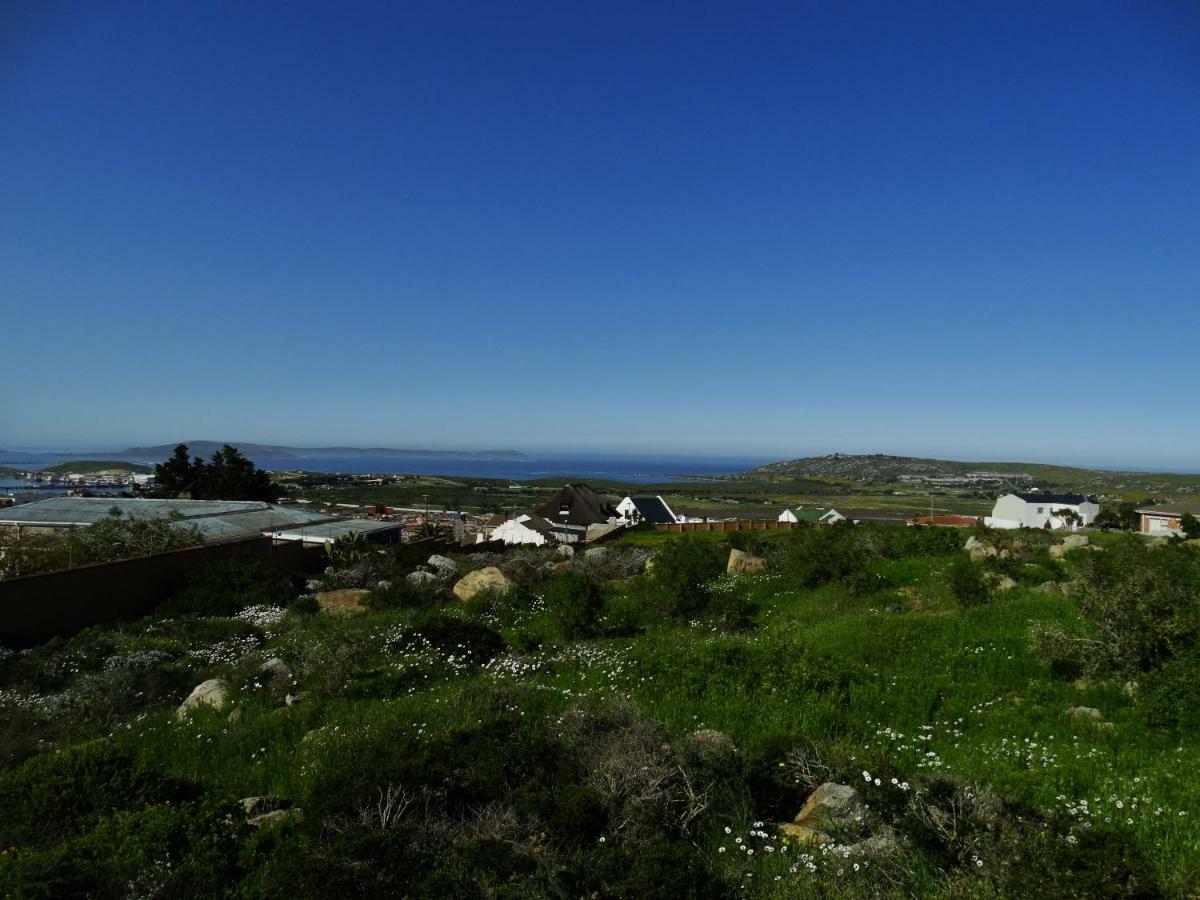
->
[0,496,339,542]
[1137,500,1200,537]
[264,518,403,547]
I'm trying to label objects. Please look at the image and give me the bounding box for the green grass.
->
[2,533,1198,896]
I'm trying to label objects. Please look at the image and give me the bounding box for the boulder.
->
[781,782,867,844]
[498,559,538,586]
[176,678,229,719]
[285,692,304,707]
[259,657,293,683]
[689,728,736,753]
[305,579,323,591]
[405,570,440,590]
[1062,534,1090,549]
[375,580,392,591]
[427,554,459,577]
[1048,544,1068,559]
[1067,706,1103,721]
[248,808,304,828]
[583,546,609,561]
[241,796,283,817]
[964,536,982,550]
[316,588,370,615]
[969,545,999,562]
[550,560,573,574]
[453,566,516,600]
[644,556,656,571]
[556,544,575,558]
[984,573,1017,591]
[727,548,766,574]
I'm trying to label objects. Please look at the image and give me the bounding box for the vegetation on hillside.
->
[155,444,278,503]
[0,511,205,580]
[36,460,152,475]
[1,526,1198,896]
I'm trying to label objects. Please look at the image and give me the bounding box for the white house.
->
[491,514,585,546]
[1137,500,1200,537]
[778,506,846,525]
[615,495,678,525]
[986,492,1099,530]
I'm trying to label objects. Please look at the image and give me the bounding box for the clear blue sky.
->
[3,1,1198,468]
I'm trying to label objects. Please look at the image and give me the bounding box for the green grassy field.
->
[2,527,1196,896]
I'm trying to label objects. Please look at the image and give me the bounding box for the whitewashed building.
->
[778,506,845,525]
[491,514,585,546]
[986,492,1099,530]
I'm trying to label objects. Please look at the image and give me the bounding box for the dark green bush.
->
[0,740,194,849]
[162,554,297,617]
[948,556,990,609]
[541,572,604,639]
[650,537,726,617]
[1138,645,1200,730]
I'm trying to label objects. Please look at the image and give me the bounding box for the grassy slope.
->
[1,530,1196,894]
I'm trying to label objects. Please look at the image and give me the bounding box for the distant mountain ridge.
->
[118,442,528,461]
[744,453,1200,493]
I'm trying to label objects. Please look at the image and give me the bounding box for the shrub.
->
[650,536,726,617]
[1073,539,1200,676]
[948,556,990,609]
[541,572,604,639]
[597,592,645,637]
[783,524,872,589]
[0,740,194,849]
[1138,645,1200,730]
[162,555,297,617]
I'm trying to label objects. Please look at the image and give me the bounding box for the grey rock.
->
[1067,706,1103,721]
[427,554,459,576]
[727,548,767,574]
[405,570,440,589]
[241,796,282,817]
[556,544,575,558]
[285,692,304,706]
[375,580,392,591]
[248,808,303,828]
[583,546,610,561]
[1062,534,1090,548]
[176,678,229,719]
[259,657,292,683]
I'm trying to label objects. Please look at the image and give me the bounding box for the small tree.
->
[948,556,989,609]
[1181,513,1200,540]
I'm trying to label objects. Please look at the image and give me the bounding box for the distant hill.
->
[41,460,152,475]
[744,453,1200,495]
[118,442,528,462]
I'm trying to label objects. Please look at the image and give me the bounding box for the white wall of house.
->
[491,516,547,546]
[989,494,1099,529]
[778,508,799,523]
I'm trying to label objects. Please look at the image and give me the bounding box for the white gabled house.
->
[986,492,1099,530]
[777,506,845,525]
[615,495,679,525]
[491,514,585,546]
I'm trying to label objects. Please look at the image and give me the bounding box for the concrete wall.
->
[0,537,314,643]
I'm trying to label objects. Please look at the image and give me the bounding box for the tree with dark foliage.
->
[153,443,278,502]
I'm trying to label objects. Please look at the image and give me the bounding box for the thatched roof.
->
[535,484,617,526]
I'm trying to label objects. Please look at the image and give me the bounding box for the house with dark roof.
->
[988,492,1099,530]
[615,495,678,525]
[535,484,617,528]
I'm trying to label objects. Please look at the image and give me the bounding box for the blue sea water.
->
[2,452,769,484]
[247,454,767,483]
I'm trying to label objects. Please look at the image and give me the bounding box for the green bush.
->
[0,740,194,850]
[948,555,990,609]
[541,572,604,639]
[650,536,726,617]
[1138,645,1200,730]
[162,554,297,617]
[1075,539,1200,676]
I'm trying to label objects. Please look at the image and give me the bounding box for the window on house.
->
[1037,507,1044,514]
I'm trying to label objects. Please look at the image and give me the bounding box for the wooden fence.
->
[654,520,806,533]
